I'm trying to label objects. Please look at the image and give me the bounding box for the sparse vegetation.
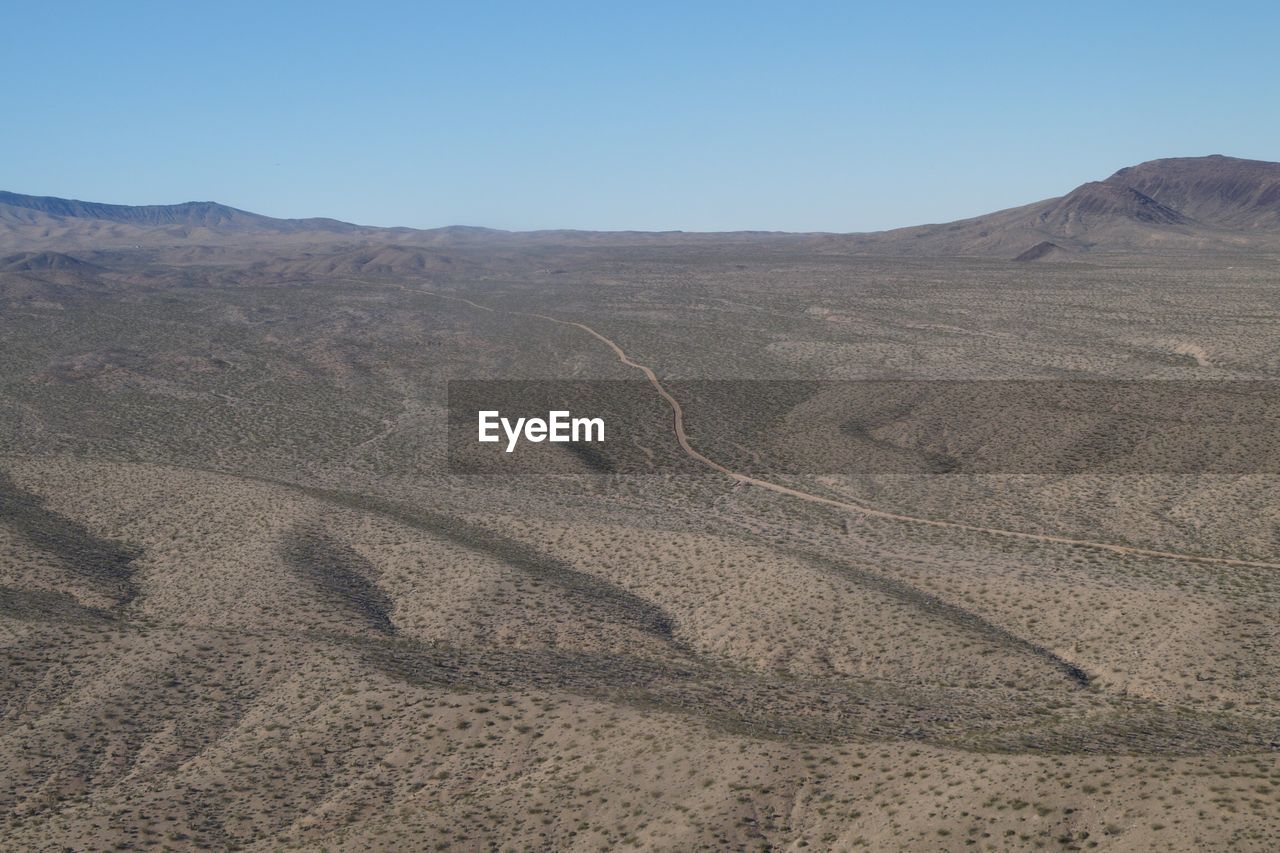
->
[3,240,1280,849]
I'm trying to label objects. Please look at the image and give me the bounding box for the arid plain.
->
[4,157,1280,850]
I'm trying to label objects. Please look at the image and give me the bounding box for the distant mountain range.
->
[849,155,1280,258]
[3,155,1279,259]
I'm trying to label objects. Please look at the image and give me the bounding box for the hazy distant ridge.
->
[3,155,1279,257]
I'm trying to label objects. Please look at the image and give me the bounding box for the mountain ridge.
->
[0,191,363,234]
[3,155,1279,257]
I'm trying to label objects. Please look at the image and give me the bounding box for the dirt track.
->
[420,287,1280,572]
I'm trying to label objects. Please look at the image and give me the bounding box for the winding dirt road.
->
[422,287,1280,572]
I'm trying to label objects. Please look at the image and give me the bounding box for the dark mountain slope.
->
[1105,155,1280,229]
[1012,241,1072,262]
[847,155,1280,257]
[1036,181,1191,229]
[0,191,361,234]
[0,251,104,273]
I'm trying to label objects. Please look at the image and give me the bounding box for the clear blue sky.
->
[5,1,1278,232]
